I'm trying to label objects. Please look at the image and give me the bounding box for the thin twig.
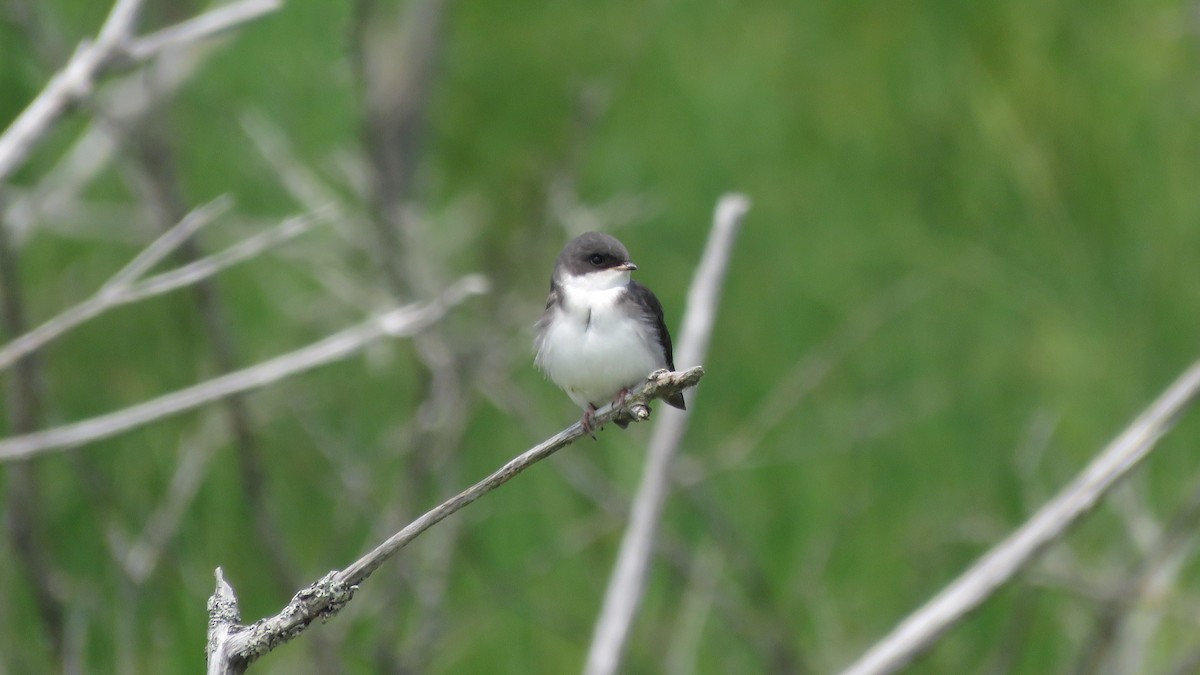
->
[204,366,706,674]
[583,193,750,675]
[102,195,233,292]
[4,44,213,241]
[124,0,281,62]
[0,197,229,369]
[339,367,704,586]
[123,210,328,301]
[93,0,143,46]
[0,203,326,372]
[0,0,143,183]
[0,0,279,186]
[0,276,488,461]
[838,360,1200,675]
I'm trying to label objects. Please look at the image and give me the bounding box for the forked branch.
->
[839,360,1200,675]
[204,366,705,674]
[0,0,281,186]
[0,275,488,461]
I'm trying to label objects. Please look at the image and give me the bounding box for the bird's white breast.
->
[536,273,664,409]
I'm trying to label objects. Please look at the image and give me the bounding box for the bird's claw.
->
[581,404,599,439]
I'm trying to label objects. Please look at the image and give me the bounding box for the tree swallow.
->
[535,232,686,432]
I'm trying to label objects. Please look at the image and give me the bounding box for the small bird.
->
[535,232,685,432]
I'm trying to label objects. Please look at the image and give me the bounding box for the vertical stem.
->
[583,194,750,675]
[0,198,65,666]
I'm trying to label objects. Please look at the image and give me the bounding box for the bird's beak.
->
[616,261,638,272]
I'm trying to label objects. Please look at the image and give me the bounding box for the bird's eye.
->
[589,254,605,266]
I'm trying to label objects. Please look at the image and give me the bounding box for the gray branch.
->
[0,201,328,372]
[125,0,281,63]
[583,193,750,675]
[838,359,1200,675]
[204,366,706,674]
[0,0,280,186]
[0,276,488,462]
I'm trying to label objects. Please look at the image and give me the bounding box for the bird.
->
[534,231,685,432]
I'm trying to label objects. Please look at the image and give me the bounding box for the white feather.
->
[536,269,664,409]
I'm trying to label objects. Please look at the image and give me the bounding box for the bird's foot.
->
[581,404,599,439]
[612,387,631,409]
[612,387,650,428]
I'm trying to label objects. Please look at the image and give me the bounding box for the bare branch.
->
[0,275,489,461]
[0,203,324,372]
[340,367,704,586]
[0,0,143,184]
[584,193,750,675]
[204,367,706,673]
[0,0,280,186]
[101,195,233,293]
[94,0,144,47]
[125,0,282,62]
[122,209,330,301]
[206,568,243,675]
[838,360,1200,675]
[4,45,215,242]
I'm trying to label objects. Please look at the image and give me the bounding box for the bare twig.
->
[0,0,280,186]
[341,368,703,585]
[239,112,377,308]
[0,202,327,372]
[838,360,1200,675]
[0,0,142,183]
[124,0,281,62]
[206,569,243,675]
[123,209,328,301]
[4,43,213,241]
[204,366,706,674]
[0,196,227,369]
[104,196,233,291]
[584,193,750,675]
[0,275,488,461]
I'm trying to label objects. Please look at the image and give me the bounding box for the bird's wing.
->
[533,287,560,368]
[542,286,560,312]
[624,281,685,410]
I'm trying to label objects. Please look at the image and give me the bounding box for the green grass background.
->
[2,0,1200,672]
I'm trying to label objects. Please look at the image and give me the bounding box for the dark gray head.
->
[554,232,637,280]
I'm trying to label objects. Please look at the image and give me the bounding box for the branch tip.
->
[715,193,751,224]
[208,567,240,624]
[205,366,706,667]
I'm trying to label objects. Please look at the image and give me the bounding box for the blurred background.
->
[3,0,1200,672]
